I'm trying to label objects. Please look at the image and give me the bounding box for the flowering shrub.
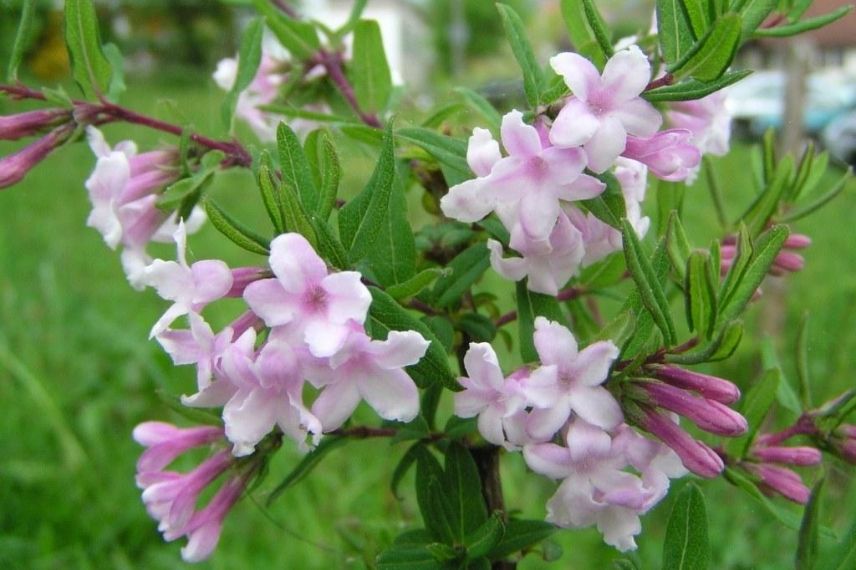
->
[2,0,855,567]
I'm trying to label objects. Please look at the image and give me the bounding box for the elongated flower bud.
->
[784,234,811,249]
[650,364,741,404]
[747,463,811,504]
[226,267,268,297]
[622,129,701,181]
[641,381,748,436]
[751,445,822,466]
[0,108,70,140]
[635,408,724,478]
[0,126,70,189]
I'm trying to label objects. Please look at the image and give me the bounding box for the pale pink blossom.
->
[550,46,662,172]
[307,328,429,431]
[243,233,372,357]
[0,126,70,189]
[623,129,701,181]
[0,108,70,141]
[524,318,621,441]
[156,312,240,391]
[667,91,732,157]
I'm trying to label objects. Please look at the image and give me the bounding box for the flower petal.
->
[311,380,362,432]
[523,443,574,479]
[601,46,651,103]
[268,233,327,293]
[463,343,505,391]
[467,127,502,176]
[568,340,619,387]
[550,52,601,100]
[585,116,627,173]
[359,368,419,423]
[370,330,430,369]
[534,317,579,365]
[501,110,542,158]
[550,98,600,148]
[243,278,296,327]
[568,386,624,430]
[613,97,662,137]
[321,271,372,325]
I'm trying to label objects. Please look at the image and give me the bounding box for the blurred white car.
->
[822,109,856,165]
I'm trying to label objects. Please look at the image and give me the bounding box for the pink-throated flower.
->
[243,232,372,358]
[549,45,662,172]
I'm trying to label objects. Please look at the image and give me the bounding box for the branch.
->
[314,51,382,128]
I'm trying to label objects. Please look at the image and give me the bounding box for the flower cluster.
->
[454,317,686,550]
[0,108,73,189]
[442,46,704,295]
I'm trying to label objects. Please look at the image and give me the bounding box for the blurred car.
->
[725,69,856,137]
[822,109,856,166]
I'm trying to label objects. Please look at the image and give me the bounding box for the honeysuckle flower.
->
[550,45,662,173]
[486,211,586,296]
[134,421,224,476]
[667,91,732,157]
[0,125,71,189]
[525,317,621,441]
[523,419,655,551]
[145,222,233,337]
[307,328,429,432]
[243,233,372,357]
[750,445,822,466]
[745,462,811,504]
[623,129,701,181]
[634,380,747,437]
[648,364,741,404]
[613,424,687,506]
[454,342,556,448]
[180,327,256,410]
[0,108,70,141]
[563,206,623,266]
[441,110,604,247]
[631,407,724,478]
[156,312,239,390]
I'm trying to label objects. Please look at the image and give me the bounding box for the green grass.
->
[1,75,855,570]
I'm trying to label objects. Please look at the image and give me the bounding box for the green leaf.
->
[730,369,780,456]
[310,216,348,269]
[204,199,270,255]
[760,337,802,415]
[457,313,498,343]
[338,0,368,38]
[742,156,792,236]
[685,251,717,339]
[718,225,752,308]
[8,0,36,81]
[339,123,396,259]
[415,447,457,544]
[455,87,502,131]
[156,390,222,427]
[398,128,471,179]
[669,13,742,82]
[796,478,825,570]
[516,282,567,363]
[367,167,416,286]
[64,0,113,98]
[445,443,488,538]
[388,268,448,300]
[779,169,851,223]
[367,287,458,390]
[157,168,216,213]
[313,130,342,221]
[754,6,852,37]
[643,70,752,102]
[657,0,696,65]
[350,19,393,114]
[717,225,789,327]
[681,0,711,37]
[278,122,320,214]
[257,154,287,233]
[579,0,614,61]
[489,519,556,559]
[465,514,505,560]
[102,43,126,101]
[737,0,777,38]
[666,211,693,281]
[391,443,421,500]
[559,0,609,68]
[266,436,348,505]
[267,163,317,246]
[665,319,743,365]
[251,0,320,59]
[662,483,710,570]
[622,219,677,346]
[496,3,544,107]
[377,545,445,570]
[430,243,491,309]
[796,312,811,408]
[221,17,264,130]
[581,172,626,229]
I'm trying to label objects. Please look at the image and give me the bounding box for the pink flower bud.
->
[650,365,741,404]
[784,234,811,249]
[228,310,263,338]
[642,381,747,436]
[834,437,856,464]
[748,463,811,504]
[0,127,70,189]
[622,129,701,181]
[226,267,268,297]
[752,445,822,466]
[773,251,805,273]
[637,408,724,478]
[0,108,70,140]
[835,424,856,439]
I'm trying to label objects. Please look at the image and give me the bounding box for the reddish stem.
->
[314,51,382,128]
[645,73,674,92]
[759,415,819,446]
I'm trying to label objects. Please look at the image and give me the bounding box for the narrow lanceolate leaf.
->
[102,43,126,101]
[377,545,445,570]
[455,87,502,131]
[397,128,470,179]
[796,478,825,570]
[64,0,113,98]
[516,282,567,363]
[222,17,264,130]
[741,156,792,236]
[368,171,416,287]
[204,199,270,255]
[685,251,717,339]
[718,225,789,327]
[266,436,348,505]
[367,288,458,390]
[724,467,823,534]
[662,483,710,570]
[737,0,777,38]
[666,211,693,280]
[257,156,287,233]
[669,13,742,82]
[278,122,320,214]
[310,216,348,269]
[796,313,812,407]
[681,0,710,37]
[779,169,851,223]
[657,0,696,65]
[489,519,557,559]
[622,219,677,346]
[339,123,396,258]
[445,443,488,538]
[430,243,491,309]
[718,224,752,309]
[251,0,320,59]
[8,0,36,81]
[730,368,780,456]
[387,268,448,300]
[415,447,457,544]
[267,164,317,246]
[350,19,393,114]
[465,514,505,560]
[496,3,544,107]
[754,6,853,37]
[642,70,752,102]
[579,0,614,60]
[559,0,608,68]
[306,130,341,220]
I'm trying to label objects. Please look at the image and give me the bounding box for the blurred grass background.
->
[2,2,856,569]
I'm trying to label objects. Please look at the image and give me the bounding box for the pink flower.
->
[243,233,372,357]
[441,110,603,247]
[550,46,662,172]
[524,318,622,441]
[623,129,701,181]
[133,421,224,475]
[633,408,724,478]
[0,126,71,189]
[667,91,732,157]
[0,108,70,141]
[638,381,747,437]
[307,328,429,431]
[144,222,234,337]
